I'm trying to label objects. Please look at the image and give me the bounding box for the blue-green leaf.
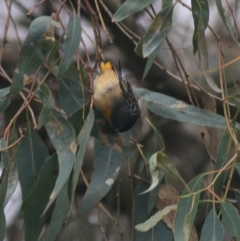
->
[221,202,240,240]
[200,208,224,241]
[134,88,237,129]
[10,16,57,95]
[69,110,94,207]
[57,11,81,78]
[214,130,232,195]
[0,87,10,114]
[42,180,70,241]
[113,0,154,22]
[59,76,88,116]
[142,5,174,57]
[174,175,203,241]
[16,127,49,241]
[78,138,125,216]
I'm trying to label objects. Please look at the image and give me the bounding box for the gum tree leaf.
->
[174,175,203,241]
[37,83,77,214]
[216,0,240,49]
[134,88,238,129]
[197,20,221,93]
[4,127,19,207]
[0,87,10,113]
[191,0,209,54]
[134,170,174,241]
[0,138,9,206]
[42,180,70,241]
[69,110,94,207]
[59,66,89,116]
[22,154,58,210]
[16,127,49,241]
[57,11,81,78]
[214,130,232,195]
[10,16,57,95]
[0,208,5,241]
[78,138,125,216]
[200,208,224,241]
[221,202,240,240]
[142,4,174,57]
[112,0,154,22]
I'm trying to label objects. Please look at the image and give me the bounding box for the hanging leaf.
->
[4,126,19,207]
[0,87,10,114]
[216,0,240,49]
[214,130,232,195]
[220,202,240,240]
[59,65,89,116]
[200,208,224,241]
[10,16,58,95]
[21,154,58,210]
[42,180,70,241]
[191,0,209,54]
[112,0,155,22]
[78,138,125,216]
[37,83,77,214]
[134,170,174,241]
[142,4,174,57]
[0,138,9,206]
[69,110,94,207]
[174,175,203,241]
[16,127,49,241]
[57,11,81,78]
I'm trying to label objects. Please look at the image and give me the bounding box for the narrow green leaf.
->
[134,88,237,129]
[134,170,174,241]
[57,11,81,78]
[37,83,77,214]
[59,76,88,116]
[197,20,221,93]
[134,39,143,57]
[191,0,209,54]
[0,138,9,206]
[235,163,240,176]
[174,175,203,241]
[78,138,125,216]
[143,44,161,79]
[10,16,57,95]
[42,109,76,214]
[0,208,6,241]
[221,202,240,240]
[4,126,19,207]
[112,0,154,22]
[22,154,58,210]
[16,127,49,241]
[140,152,164,194]
[69,110,94,207]
[142,5,174,57]
[0,87,10,114]
[216,0,240,49]
[200,208,224,241]
[136,205,177,232]
[42,180,70,241]
[214,130,232,195]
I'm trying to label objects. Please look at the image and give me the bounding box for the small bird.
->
[93,61,140,132]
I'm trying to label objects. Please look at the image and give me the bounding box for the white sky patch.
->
[105,178,114,186]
